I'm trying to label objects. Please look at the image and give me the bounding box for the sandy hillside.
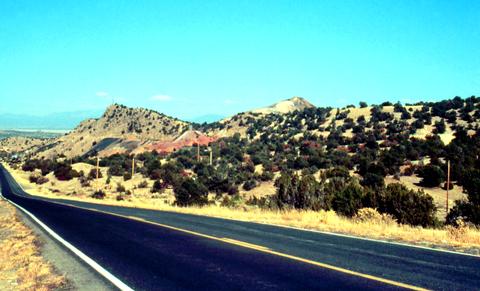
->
[0,137,48,153]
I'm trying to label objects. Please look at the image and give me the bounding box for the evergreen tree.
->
[174,178,208,206]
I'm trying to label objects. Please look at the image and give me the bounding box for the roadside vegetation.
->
[5,95,480,254]
[0,200,66,290]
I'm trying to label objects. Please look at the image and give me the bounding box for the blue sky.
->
[0,0,479,120]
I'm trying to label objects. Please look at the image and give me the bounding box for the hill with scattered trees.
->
[30,104,191,158]
[3,95,480,229]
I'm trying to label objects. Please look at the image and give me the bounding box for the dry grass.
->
[0,200,66,291]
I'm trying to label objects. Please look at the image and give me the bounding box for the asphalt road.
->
[1,165,479,290]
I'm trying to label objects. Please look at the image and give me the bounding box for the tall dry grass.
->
[0,200,66,290]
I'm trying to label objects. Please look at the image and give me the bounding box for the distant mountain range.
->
[0,110,104,130]
[0,110,229,130]
[187,114,226,123]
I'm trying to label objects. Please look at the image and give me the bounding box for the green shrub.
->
[151,180,164,193]
[434,119,446,134]
[53,163,79,181]
[88,168,102,180]
[108,163,124,176]
[174,178,208,206]
[380,183,437,227]
[123,172,132,181]
[138,180,148,188]
[273,172,332,211]
[332,182,364,217]
[91,190,106,199]
[447,201,480,226]
[79,176,90,187]
[243,179,257,191]
[227,185,239,195]
[418,164,445,187]
[325,167,350,179]
[29,174,49,185]
[447,170,480,226]
[116,183,126,193]
[361,173,385,189]
[260,171,274,181]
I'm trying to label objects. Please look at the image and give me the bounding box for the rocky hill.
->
[33,104,191,158]
[200,96,315,138]
[251,96,315,114]
[29,97,317,158]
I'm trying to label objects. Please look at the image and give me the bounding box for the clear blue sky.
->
[0,0,479,119]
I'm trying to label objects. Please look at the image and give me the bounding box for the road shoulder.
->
[6,199,114,291]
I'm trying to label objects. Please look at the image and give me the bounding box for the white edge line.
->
[3,164,479,258]
[0,191,134,291]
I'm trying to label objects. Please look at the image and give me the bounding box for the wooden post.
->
[131,157,135,178]
[96,156,99,180]
[131,156,135,195]
[197,143,200,162]
[96,156,100,191]
[209,147,213,165]
[446,160,451,215]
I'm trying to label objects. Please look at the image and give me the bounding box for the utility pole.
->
[131,156,135,195]
[96,156,99,180]
[197,143,200,162]
[131,157,135,178]
[96,156,100,191]
[209,147,213,165]
[446,160,451,215]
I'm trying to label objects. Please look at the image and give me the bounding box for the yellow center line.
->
[47,199,430,291]
[220,238,271,251]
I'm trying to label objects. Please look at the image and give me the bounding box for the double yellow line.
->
[53,201,428,291]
